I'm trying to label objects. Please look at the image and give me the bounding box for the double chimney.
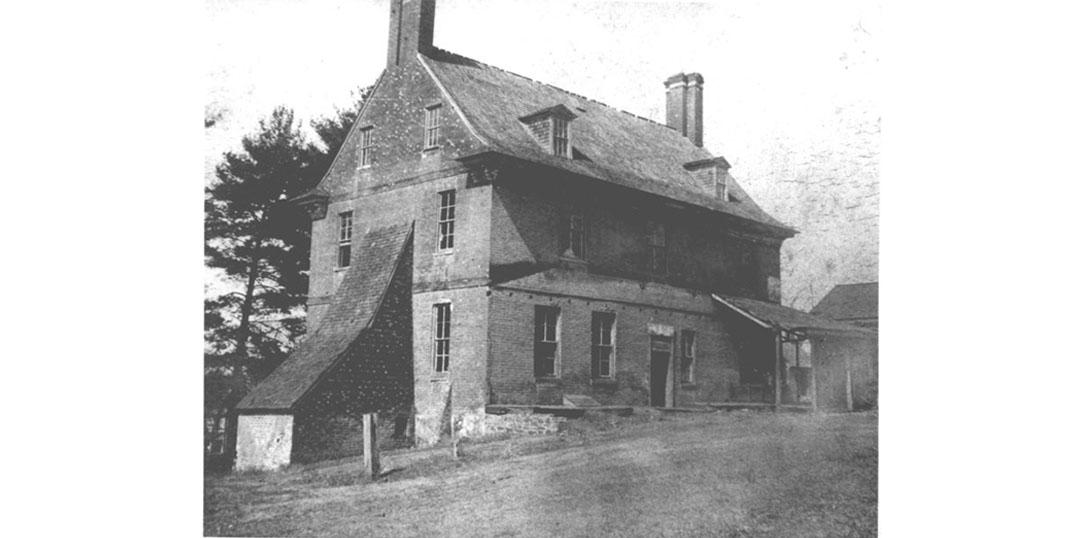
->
[664,73,705,148]
[387,0,436,67]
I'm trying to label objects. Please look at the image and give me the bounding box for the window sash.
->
[681,330,696,382]
[433,303,451,372]
[425,105,441,148]
[534,306,559,377]
[552,117,569,156]
[591,312,615,378]
[437,190,456,250]
[360,127,374,166]
[338,211,353,267]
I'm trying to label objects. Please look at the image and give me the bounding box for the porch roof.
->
[712,294,877,338]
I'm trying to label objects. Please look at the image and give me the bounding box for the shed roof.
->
[811,282,878,321]
[237,223,413,411]
[713,294,877,338]
[420,48,795,236]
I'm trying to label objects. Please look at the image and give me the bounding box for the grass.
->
[205,410,877,537]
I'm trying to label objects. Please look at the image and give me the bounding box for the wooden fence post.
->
[363,413,379,480]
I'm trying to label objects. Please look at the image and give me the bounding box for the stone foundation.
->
[484,411,566,436]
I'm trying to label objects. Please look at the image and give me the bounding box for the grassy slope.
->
[205,411,877,537]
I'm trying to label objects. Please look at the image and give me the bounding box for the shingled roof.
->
[419,48,795,236]
[811,282,878,322]
[713,294,876,337]
[237,223,413,411]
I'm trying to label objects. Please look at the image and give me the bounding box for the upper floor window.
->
[591,312,616,378]
[563,213,586,259]
[552,116,569,157]
[437,190,456,251]
[433,303,451,373]
[680,330,696,383]
[359,126,374,167]
[424,105,441,149]
[648,222,668,275]
[534,306,560,378]
[337,211,353,267]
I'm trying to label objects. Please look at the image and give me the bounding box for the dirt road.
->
[205,412,877,537]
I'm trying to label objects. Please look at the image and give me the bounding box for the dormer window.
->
[713,168,728,202]
[520,104,576,158]
[684,157,732,202]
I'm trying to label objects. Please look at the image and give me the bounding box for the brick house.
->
[232,0,872,471]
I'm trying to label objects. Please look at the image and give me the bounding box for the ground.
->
[205,411,877,537]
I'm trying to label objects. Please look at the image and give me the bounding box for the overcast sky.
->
[205,0,881,307]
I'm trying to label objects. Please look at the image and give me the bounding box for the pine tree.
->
[204,88,369,412]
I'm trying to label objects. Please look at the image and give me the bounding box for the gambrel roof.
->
[418,48,795,237]
[237,223,413,411]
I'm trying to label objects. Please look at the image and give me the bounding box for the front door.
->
[650,336,672,407]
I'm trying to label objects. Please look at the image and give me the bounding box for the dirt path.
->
[205,412,877,537]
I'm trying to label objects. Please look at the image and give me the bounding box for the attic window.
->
[424,104,441,149]
[359,126,374,167]
[520,104,577,158]
[713,168,728,202]
[683,157,732,202]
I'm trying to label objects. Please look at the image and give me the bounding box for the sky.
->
[205,0,881,309]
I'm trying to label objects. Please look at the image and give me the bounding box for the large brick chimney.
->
[664,72,704,147]
[387,0,436,67]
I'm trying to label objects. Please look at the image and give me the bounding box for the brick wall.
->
[235,414,293,471]
[487,276,746,408]
[412,285,490,445]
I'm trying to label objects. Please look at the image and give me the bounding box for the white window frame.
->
[424,104,441,149]
[552,116,569,157]
[592,312,616,378]
[337,211,353,267]
[359,126,374,167]
[433,302,451,373]
[437,190,456,251]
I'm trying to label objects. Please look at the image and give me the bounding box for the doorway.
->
[650,335,672,407]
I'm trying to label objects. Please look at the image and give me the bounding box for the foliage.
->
[204,87,370,400]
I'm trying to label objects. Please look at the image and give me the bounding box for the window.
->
[359,127,374,167]
[534,306,560,377]
[437,190,456,251]
[681,330,696,383]
[649,222,668,275]
[433,303,451,373]
[424,105,441,148]
[713,168,728,202]
[591,312,615,378]
[563,213,586,258]
[337,211,353,267]
[552,116,569,157]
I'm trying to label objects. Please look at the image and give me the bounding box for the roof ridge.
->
[425,47,676,131]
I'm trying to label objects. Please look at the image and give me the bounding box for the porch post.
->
[810,355,819,413]
[844,353,853,412]
[774,331,782,411]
